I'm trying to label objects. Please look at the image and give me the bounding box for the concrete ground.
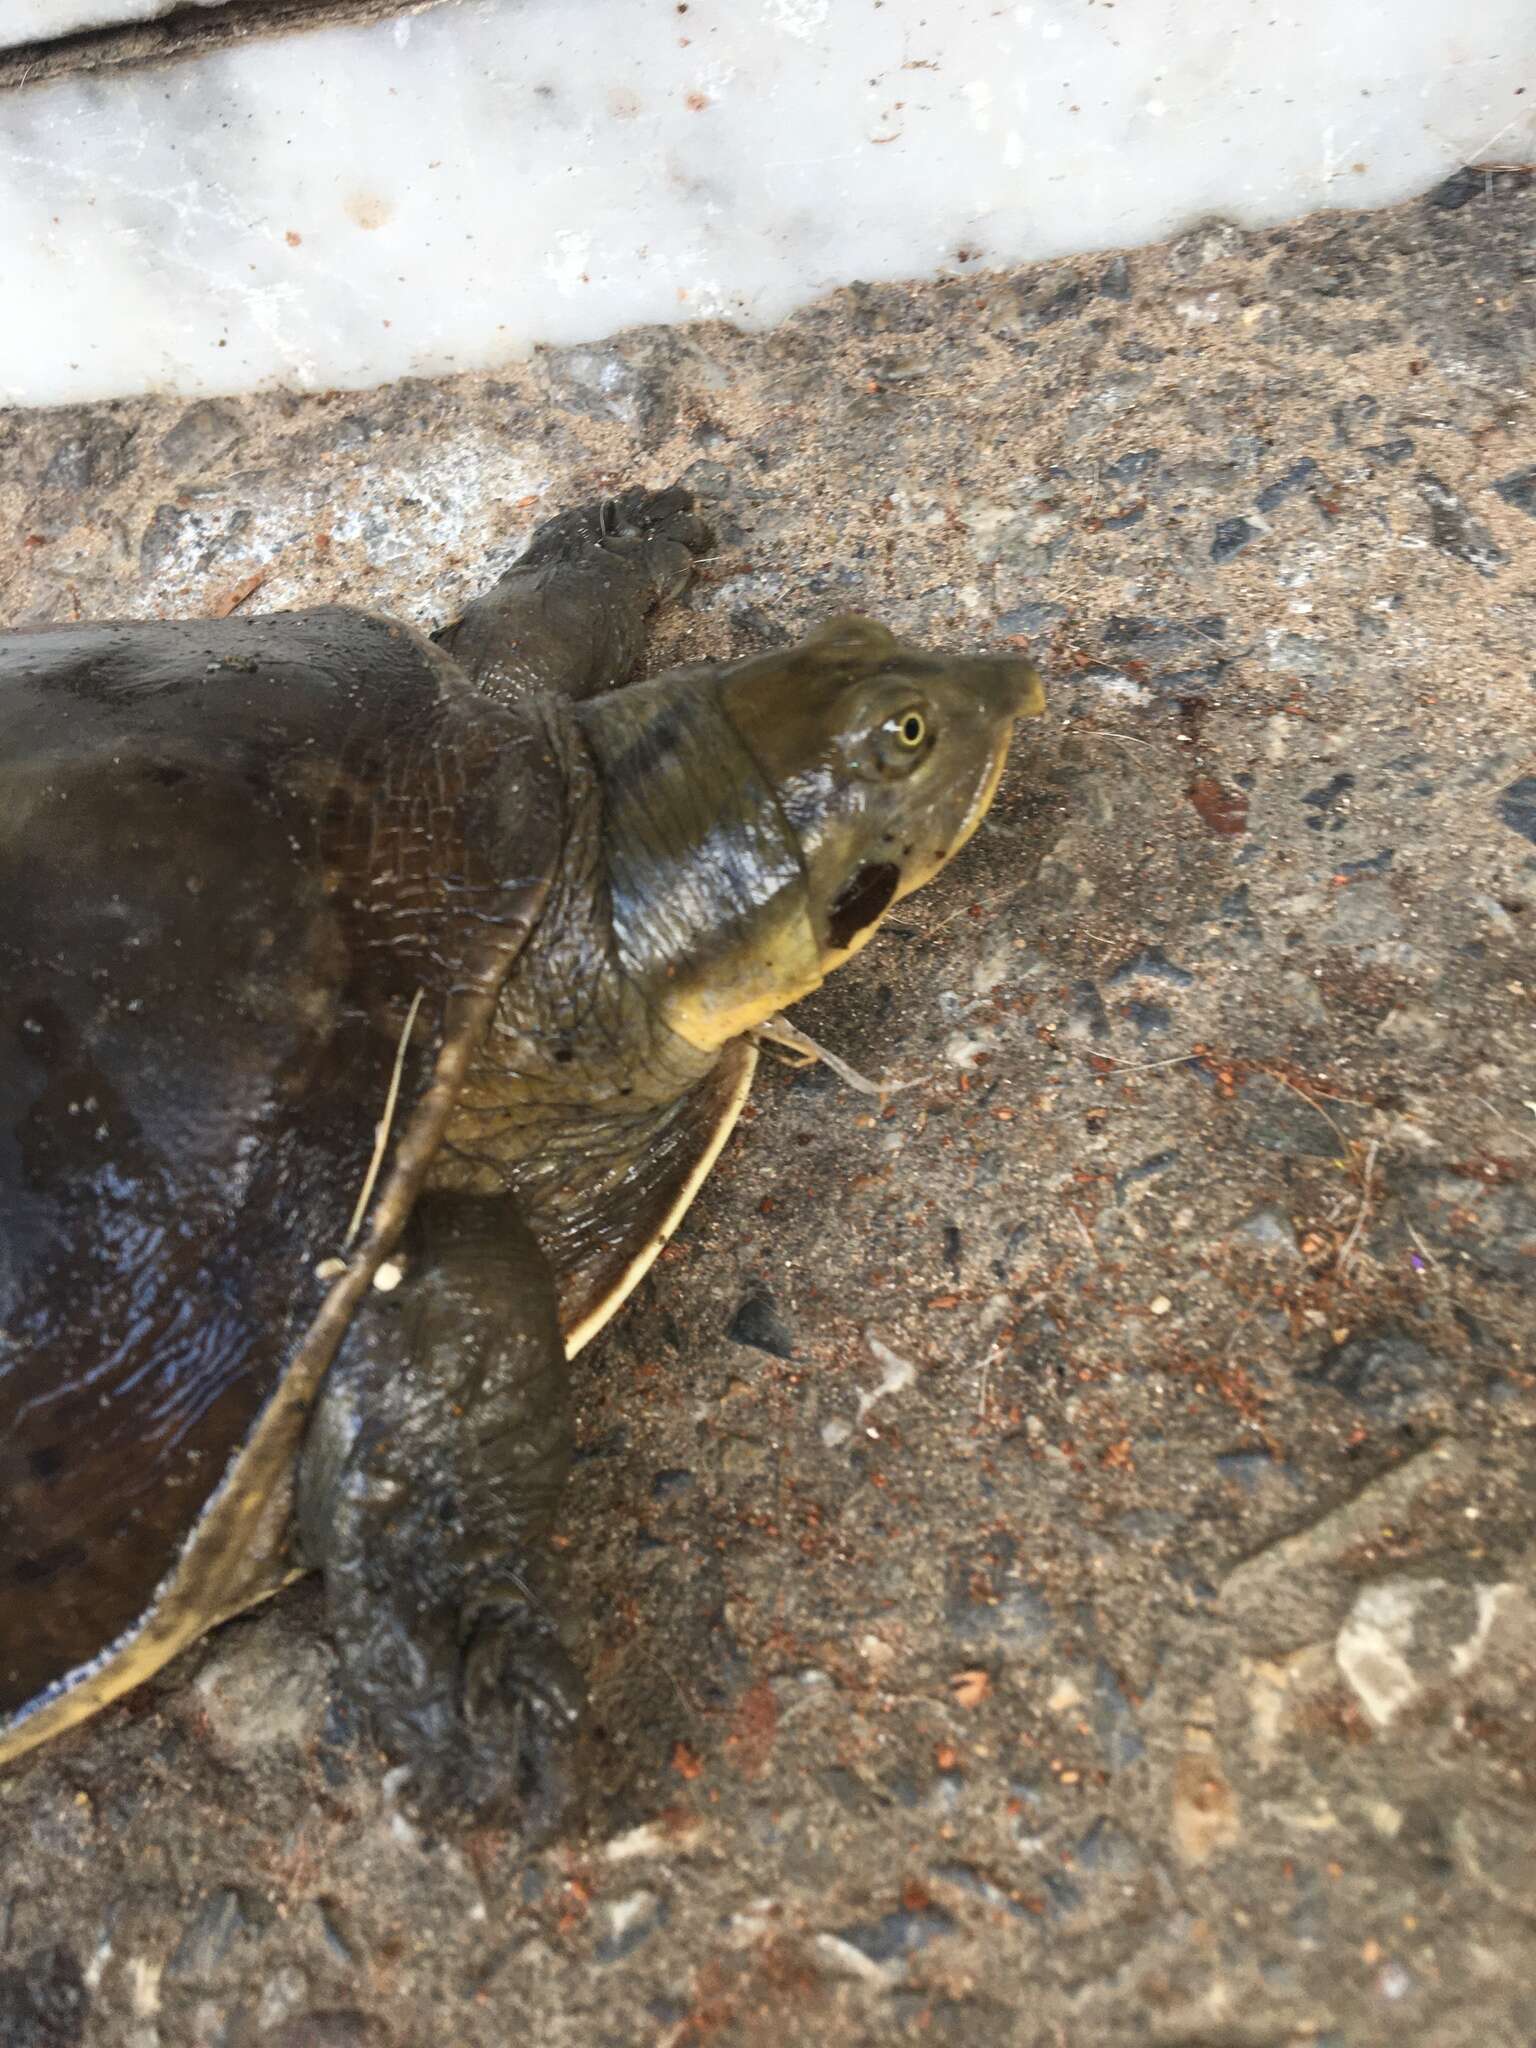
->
[1,168,1534,2048]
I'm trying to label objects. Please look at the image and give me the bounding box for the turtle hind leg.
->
[296,1191,584,1832]
[434,485,710,706]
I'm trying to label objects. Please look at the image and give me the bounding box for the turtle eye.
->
[860,705,933,779]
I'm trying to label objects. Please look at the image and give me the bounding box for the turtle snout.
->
[978,655,1046,722]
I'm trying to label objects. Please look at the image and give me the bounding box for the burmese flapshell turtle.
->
[0,486,1043,1823]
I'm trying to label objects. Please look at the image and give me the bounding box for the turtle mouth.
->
[827,860,901,950]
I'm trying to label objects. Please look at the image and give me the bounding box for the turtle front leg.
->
[435,485,710,704]
[297,1192,584,1833]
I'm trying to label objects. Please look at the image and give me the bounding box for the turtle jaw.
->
[890,655,1045,904]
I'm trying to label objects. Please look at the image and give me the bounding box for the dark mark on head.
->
[828,862,900,950]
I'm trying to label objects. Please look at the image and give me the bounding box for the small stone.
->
[192,1614,332,1759]
[1101,449,1160,485]
[167,1891,257,1984]
[833,1904,956,1965]
[649,1467,694,1501]
[1211,517,1257,563]
[1072,1816,1144,1877]
[1495,776,1536,846]
[1235,1208,1299,1255]
[538,341,677,440]
[41,420,135,497]
[159,400,245,476]
[727,1291,795,1359]
[1427,165,1483,209]
[1335,1577,1482,1727]
[1255,456,1319,512]
[139,503,194,577]
[595,1889,668,1964]
[1149,1296,1172,1316]
[1491,466,1536,518]
[1416,473,1506,576]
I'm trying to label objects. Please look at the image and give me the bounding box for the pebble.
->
[1210,516,1257,563]
[538,340,677,439]
[1235,1207,1300,1255]
[833,1904,956,1965]
[1490,466,1536,518]
[192,1618,333,1760]
[727,1291,795,1359]
[168,1890,259,1984]
[41,421,135,497]
[594,1889,668,1965]
[1255,456,1319,511]
[1416,473,1507,576]
[1495,775,1536,845]
[159,400,245,476]
[1071,1817,1144,1878]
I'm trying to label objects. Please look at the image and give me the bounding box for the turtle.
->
[0,484,1044,1826]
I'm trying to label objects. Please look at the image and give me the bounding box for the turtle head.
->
[720,612,1044,949]
[582,615,1044,1055]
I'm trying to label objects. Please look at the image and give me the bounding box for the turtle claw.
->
[599,483,712,561]
[456,1606,587,1839]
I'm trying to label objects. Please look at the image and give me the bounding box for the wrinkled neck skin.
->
[577,668,825,1054]
[439,670,811,1190]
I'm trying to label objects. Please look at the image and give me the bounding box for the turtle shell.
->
[0,608,566,1758]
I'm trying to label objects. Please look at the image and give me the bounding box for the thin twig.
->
[1265,1068,1351,1148]
[754,1012,916,1099]
[1066,1206,1102,1262]
[1090,1051,1202,1076]
[341,987,426,1252]
[1337,1138,1381,1274]
[1406,1221,1441,1271]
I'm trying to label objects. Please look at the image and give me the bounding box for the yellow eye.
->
[896,711,926,749]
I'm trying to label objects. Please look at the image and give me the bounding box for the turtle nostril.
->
[992,657,1046,719]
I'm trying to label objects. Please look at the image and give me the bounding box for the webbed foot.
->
[366,1606,585,1838]
[460,1603,586,1838]
[519,482,711,602]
